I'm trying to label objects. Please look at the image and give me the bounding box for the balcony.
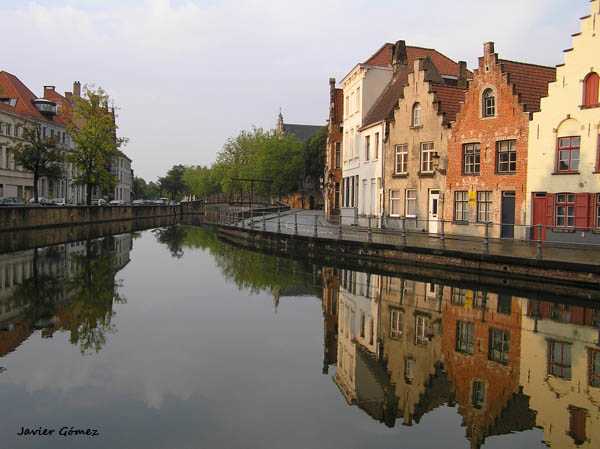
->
[32,99,57,117]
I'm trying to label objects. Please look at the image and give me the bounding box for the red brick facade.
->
[444,43,555,239]
[324,78,343,217]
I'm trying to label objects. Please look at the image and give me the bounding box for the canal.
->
[0,225,597,449]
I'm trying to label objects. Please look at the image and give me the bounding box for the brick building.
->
[324,79,343,218]
[527,1,600,243]
[441,290,530,449]
[444,43,555,240]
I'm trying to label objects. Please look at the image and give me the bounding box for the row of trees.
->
[10,87,126,205]
[134,125,327,202]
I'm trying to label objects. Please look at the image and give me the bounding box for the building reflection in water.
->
[0,234,132,359]
[322,268,600,449]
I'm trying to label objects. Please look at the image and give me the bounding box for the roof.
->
[0,71,48,122]
[498,59,556,113]
[362,46,469,128]
[283,123,323,142]
[43,87,73,126]
[430,82,468,125]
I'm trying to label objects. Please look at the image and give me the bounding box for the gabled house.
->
[527,0,600,243]
[444,43,555,240]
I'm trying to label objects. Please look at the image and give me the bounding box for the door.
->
[428,190,440,234]
[501,191,516,239]
[532,193,548,240]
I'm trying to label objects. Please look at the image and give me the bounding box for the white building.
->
[339,44,393,225]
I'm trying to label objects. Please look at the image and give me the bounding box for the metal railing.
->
[203,208,600,265]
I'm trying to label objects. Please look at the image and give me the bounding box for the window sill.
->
[418,171,435,178]
[580,104,600,110]
[496,171,517,176]
[481,115,497,120]
[552,171,580,175]
[453,220,469,225]
[392,173,408,178]
[462,173,481,177]
[410,125,423,130]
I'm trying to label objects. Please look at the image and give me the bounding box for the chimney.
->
[392,40,408,72]
[73,81,81,97]
[483,42,495,57]
[43,86,55,98]
[457,61,468,88]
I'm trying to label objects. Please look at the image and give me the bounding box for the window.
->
[390,190,401,217]
[555,193,576,227]
[482,88,495,117]
[355,87,360,111]
[451,288,467,305]
[405,189,417,217]
[404,358,415,383]
[415,315,429,345]
[390,308,403,338]
[489,328,510,364]
[496,140,517,173]
[569,406,587,446]
[548,340,572,379]
[374,133,379,159]
[360,312,366,338]
[557,136,580,172]
[345,96,349,116]
[476,191,492,223]
[395,144,408,175]
[335,142,341,169]
[412,103,422,127]
[472,380,485,408]
[456,321,475,354]
[420,142,434,173]
[365,135,370,161]
[454,191,469,222]
[497,295,512,315]
[583,72,599,107]
[590,350,600,387]
[463,143,481,175]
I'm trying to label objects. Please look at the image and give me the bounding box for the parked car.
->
[51,198,66,206]
[0,197,25,206]
[132,199,146,206]
[92,198,107,206]
[109,200,125,206]
[28,197,54,206]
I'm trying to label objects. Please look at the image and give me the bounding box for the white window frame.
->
[374,132,380,160]
[395,144,408,175]
[412,103,422,127]
[420,142,434,173]
[405,189,417,218]
[390,308,402,338]
[390,190,402,217]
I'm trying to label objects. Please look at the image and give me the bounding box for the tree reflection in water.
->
[7,236,128,354]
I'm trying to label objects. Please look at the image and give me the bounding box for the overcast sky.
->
[0,0,588,180]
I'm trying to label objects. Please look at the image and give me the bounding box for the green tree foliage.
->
[303,126,327,185]
[132,177,161,200]
[10,127,63,202]
[158,164,187,200]
[182,165,221,199]
[67,86,126,205]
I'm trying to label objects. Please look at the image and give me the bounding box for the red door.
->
[532,194,549,241]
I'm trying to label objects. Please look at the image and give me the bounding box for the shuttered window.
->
[583,72,599,108]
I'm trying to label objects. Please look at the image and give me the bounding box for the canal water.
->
[0,225,597,449]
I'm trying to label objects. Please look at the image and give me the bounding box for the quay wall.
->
[0,203,204,232]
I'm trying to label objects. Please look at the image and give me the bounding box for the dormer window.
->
[412,103,422,127]
[482,88,496,117]
[33,99,57,116]
[583,72,599,108]
[0,98,17,107]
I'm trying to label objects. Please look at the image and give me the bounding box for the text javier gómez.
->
[17,426,99,437]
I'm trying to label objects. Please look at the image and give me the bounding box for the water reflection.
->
[0,234,131,356]
[322,267,600,448]
[0,225,598,448]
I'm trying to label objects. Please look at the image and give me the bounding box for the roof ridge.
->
[498,58,556,71]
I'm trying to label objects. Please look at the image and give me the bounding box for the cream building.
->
[385,56,467,234]
[520,299,600,448]
[527,0,600,243]
[339,44,393,225]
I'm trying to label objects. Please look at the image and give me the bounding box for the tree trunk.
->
[33,170,39,203]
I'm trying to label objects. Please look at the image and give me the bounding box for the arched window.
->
[583,72,599,107]
[482,88,495,117]
[412,103,422,127]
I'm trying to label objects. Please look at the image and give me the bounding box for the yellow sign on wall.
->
[468,190,476,206]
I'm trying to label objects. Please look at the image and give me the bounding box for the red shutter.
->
[575,193,590,230]
[584,73,600,107]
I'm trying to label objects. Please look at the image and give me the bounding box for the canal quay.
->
[0,221,599,449]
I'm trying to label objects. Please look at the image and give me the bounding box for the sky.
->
[0,0,589,180]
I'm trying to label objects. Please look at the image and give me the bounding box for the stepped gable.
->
[498,59,556,113]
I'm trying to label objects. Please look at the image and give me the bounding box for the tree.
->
[67,86,126,205]
[183,165,222,199]
[159,164,187,200]
[10,127,63,203]
[303,126,327,184]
